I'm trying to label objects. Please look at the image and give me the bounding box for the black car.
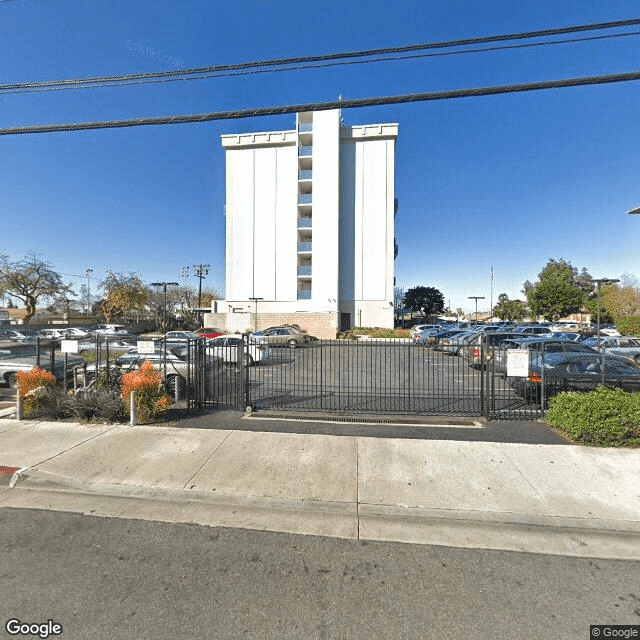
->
[508,352,640,401]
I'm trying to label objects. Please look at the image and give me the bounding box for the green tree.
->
[599,274,640,333]
[403,286,445,318]
[99,271,148,322]
[0,252,74,324]
[492,296,527,321]
[524,259,589,322]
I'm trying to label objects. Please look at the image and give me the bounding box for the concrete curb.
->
[4,466,640,560]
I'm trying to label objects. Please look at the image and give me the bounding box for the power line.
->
[1,70,639,136]
[2,17,639,94]
[4,30,640,96]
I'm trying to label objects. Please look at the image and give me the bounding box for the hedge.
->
[545,386,640,447]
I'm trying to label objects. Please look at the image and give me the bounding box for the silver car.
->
[583,336,640,365]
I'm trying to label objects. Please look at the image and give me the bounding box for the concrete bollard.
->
[16,391,22,421]
[130,391,137,426]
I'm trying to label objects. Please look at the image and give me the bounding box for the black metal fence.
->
[4,334,640,420]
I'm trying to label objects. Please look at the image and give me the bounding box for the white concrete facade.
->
[221,110,398,335]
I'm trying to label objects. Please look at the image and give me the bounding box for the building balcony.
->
[298,156,312,171]
[297,265,312,277]
[298,145,312,157]
[298,169,312,181]
[298,193,312,206]
[297,241,312,253]
[297,217,312,229]
[297,289,312,300]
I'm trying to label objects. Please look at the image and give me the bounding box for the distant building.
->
[212,109,398,338]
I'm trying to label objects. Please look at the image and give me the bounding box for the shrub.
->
[16,367,58,417]
[16,367,57,398]
[616,316,640,336]
[546,387,640,447]
[121,361,172,424]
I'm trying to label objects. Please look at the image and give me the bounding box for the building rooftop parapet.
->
[340,123,398,141]
[221,129,297,149]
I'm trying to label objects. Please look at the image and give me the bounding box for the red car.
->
[195,327,224,339]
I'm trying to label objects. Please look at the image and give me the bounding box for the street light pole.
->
[150,282,179,334]
[468,296,485,323]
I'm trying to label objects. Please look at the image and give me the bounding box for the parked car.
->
[409,324,440,340]
[113,348,224,399]
[0,352,86,389]
[36,328,66,341]
[251,326,310,347]
[428,329,469,349]
[492,337,597,375]
[62,327,92,339]
[463,332,528,368]
[195,327,224,339]
[507,352,640,401]
[582,336,640,364]
[413,327,444,344]
[90,324,128,335]
[440,331,477,355]
[0,329,37,343]
[511,325,552,335]
[165,331,201,341]
[206,334,272,366]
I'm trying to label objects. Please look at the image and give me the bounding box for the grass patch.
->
[545,387,640,447]
[337,327,410,340]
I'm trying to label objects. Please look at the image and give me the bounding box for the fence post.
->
[16,390,22,420]
[244,334,251,411]
[130,390,137,426]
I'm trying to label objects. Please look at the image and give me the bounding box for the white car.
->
[63,327,92,339]
[409,324,440,340]
[207,334,272,366]
[90,324,128,335]
[36,328,66,340]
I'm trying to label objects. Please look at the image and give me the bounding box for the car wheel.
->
[288,339,297,348]
[456,347,463,356]
[635,355,640,365]
[8,373,18,389]
[166,375,186,400]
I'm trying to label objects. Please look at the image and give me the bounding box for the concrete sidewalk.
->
[0,416,639,560]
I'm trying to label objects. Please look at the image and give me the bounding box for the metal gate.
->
[232,338,545,420]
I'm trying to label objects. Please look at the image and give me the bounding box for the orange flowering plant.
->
[15,367,58,417]
[121,360,172,423]
[16,367,57,397]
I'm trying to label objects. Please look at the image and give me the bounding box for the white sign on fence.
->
[506,349,529,377]
[137,341,156,354]
[60,340,79,353]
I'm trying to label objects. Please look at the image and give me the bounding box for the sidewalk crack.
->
[501,448,554,516]
[181,430,234,490]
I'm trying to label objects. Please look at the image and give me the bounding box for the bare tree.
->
[0,252,74,324]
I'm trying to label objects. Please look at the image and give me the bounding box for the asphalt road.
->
[1,508,638,640]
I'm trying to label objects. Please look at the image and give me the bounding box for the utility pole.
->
[490,265,494,321]
[193,264,210,309]
[84,268,93,316]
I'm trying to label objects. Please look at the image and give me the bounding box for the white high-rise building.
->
[219,109,398,338]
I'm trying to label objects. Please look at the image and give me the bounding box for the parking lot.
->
[244,342,533,419]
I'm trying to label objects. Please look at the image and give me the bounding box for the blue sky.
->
[1,0,639,314]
